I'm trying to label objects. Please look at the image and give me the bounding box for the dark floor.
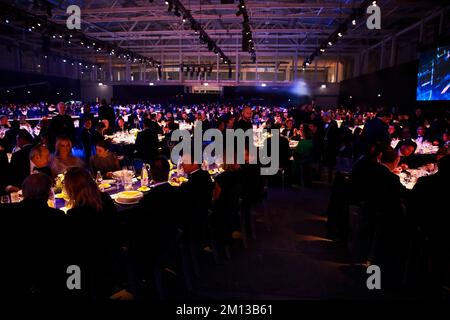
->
[192,182,372,300]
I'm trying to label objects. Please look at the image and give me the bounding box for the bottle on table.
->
[47,187,55,208]
[141,164,149,187]
[96,171,103,184]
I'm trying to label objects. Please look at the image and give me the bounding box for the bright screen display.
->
[416,46,450,101]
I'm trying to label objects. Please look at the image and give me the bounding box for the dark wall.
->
[223,86,311,106]
[112,85,185,104]
[339,60,419,112]
[0,69,80,103]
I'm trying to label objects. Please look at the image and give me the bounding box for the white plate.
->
[115,198,141,205]
[102,179,116,184]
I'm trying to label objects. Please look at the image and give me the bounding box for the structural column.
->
[293,52,298,82]
[390,36,397,67]
[125,61,131,82]
[108,56,113,81]
[364,51,369,74]
[380,41,385,70]
[235,53,239,84]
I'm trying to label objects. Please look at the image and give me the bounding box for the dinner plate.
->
[137,186,150,192]
[114,198,142,205]
[98,183,112,189]
[115,198,141,205]
[102,179,116,184]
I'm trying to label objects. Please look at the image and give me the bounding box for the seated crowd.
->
[0,99,449,300]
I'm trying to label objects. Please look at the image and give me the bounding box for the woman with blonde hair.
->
[50,135,85,175]
[63,167,117,300]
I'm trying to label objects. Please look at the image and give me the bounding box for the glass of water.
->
[1,195,11,204]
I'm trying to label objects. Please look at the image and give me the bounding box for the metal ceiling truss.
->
[2,0,446,68]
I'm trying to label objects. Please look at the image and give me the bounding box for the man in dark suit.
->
[98,100,116,132]
[0,173,66,299]
[2,119,20,153]
[395,139,417,169]
[235,106,253,131]
[0,149,9,194]
[321,111,340,183]
[362,110,391,149]
[363,147,408,290]
[5,130,34,193]
[135,156,181,254]
[414,126,429,144]
[410,155,450,297]
[281,119,296,139]
[148,113,163,135]
[49,102,75,151]
[7,142,51,192]
[179,151,214,247]
[128,156,181,297]
[78,118,94,162]
[134,118,159,164]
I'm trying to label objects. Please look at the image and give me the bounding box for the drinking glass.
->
[1,195,10,204]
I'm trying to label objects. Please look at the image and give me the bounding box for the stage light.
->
[261,83,267,87]
[372,1,377,6]
[338,32,342,37]
[352,19,356,25]
[79,62,82,65]
[328,41,332,46]
[182,15,186,23]
[57,92,60,95]
[203,83,209,86]
[320,48,325,53]
[27,91,31,94]
[321,84,327,89]
[349,96,353,99]
[44,55,47,59]
[5,19,9,24]
[62,59,66,62]
[70,93,73,96]
[98,82,103,86]
[377,93,381,97]
[37,64,41,68]
[165,1,169,4]
[149,82,154,86]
